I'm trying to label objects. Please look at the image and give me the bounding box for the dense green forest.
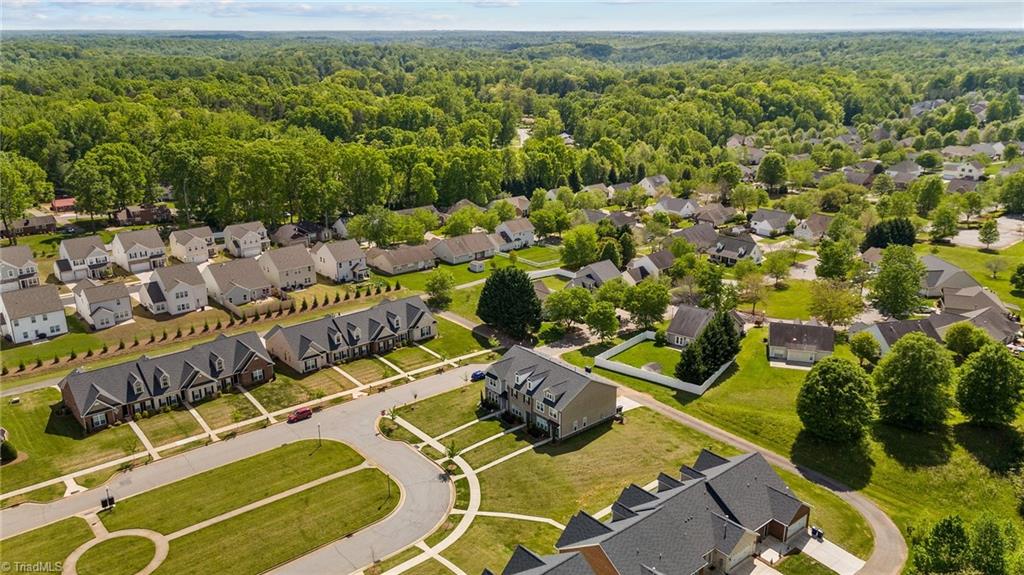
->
[2,31,1023,229]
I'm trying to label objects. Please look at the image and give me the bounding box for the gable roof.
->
[921,255,980,291]
[486,345,612,411]
[61,235,107,260]
[751,208,794,230]
[0,245,35,267]
[153,263,204,288]
[711,233,758,260]
[655,196,699,213]
[0,284,63,320]
[800,213,834,237]
[433,233,497,259]
[223,221,266,237]
[571,260,621,286]
[667,305,715,340]
[768,321,834,352]
[499,217,535,234]
[204,258,271,292]
[313,240,365,262]
[114,228,163,251]
[169,226,213,245]
[260,245,314,271]
[673,222,718,251]
[367,244,435,268]
[695,203,736,226]
[73,278,130,302]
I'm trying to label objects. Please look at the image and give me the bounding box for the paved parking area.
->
[796,532,866,575]
[953,215,1024,249]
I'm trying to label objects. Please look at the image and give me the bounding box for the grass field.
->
[192,391,261,429]
[400,558,453,575]
[540,276,569,291]
[913,242,1024,308]
[344,357,397,384]
[609,340,680,374]
[510,245,562,264]
[762,279,815,320]
[441,516,562,575]
[395,381,488,438]
[442,418,508,453]
[0,517,93,567]
[385,346,441,372]
[0,482,66,508]
[448,284,483,323]
[102,440,363,534]
[422,317,490,358]
[776,552,834,575]
[249,368,353,412]
[152,468,397,575]
[77,536,156,575]
[135,409,203,447]
[0,387,144,492]
[460,428,534,469]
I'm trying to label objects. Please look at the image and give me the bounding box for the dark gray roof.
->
[800,213,834,237]
[641,174,670,189]
[569,260,621,287]
[265,296,434,360]
[696,203,736,226]
[0,245,34,267]
[921,255,979,291]
[60,332,271,417]
[260,244,314,271]
[674,222,718,251]
[61,235,107,260]
[655,197,698,213]
[581,209,607,224]
[667,305,714,340]
[487,346,611,411]
[768,322,835,352]
[0,284,63,320]
[502,548,593,575]
[606,211,635,228]
[711,233,758,260]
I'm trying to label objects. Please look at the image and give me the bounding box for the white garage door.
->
[786,514,808,540]
[130,262,150,273]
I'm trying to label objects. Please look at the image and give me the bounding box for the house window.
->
[49,325,61,334]
[92,413,108,427]
[252,369,264,382]
[536,402,545,414]
[214,358,224,372]
[303,358,318,372]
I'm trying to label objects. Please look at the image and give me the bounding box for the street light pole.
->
[317,423,322,447]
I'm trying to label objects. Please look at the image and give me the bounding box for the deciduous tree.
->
[873,333,954,429]
[956,343,1024,426]
[797,357,875,441]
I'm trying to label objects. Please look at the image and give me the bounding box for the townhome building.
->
[169,226,217,264]
[258,245,316,291]
[483,345,617,441]
[223,221,270,258]
[265,296,436,374]
[201,258,272,307]
[0,245,40,293]
[139,264,209,316]
[111,228,166,273]
[0,285,68,343]
[366,245,436,275]
[493,218,536,252]
[73,279,133,329]
[55,236,112,283]
[59,332,274,432]
[312,240,368,283]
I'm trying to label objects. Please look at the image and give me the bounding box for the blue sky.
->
[3,1,1021,31]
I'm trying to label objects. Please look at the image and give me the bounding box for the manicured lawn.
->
[385,346,441,372]
[443,418,509,453]
[379,417,422,445]
[152,468,398,575]
[0,387,144,492]
[135,409,203,447]
[776,552,834,575]
[913,242,1024,308]
[0,482,66,508]
[422,317,490,358]
[511,245,562,264]
[371,547,422,574]
[387,262,498,292]
[762,279,815,320]
[395,381,489,438]
[461,428,533,469]
[441,516,562,575]
[343,357,397,384]
[778,468,873,559]
[447,286,483,324]
[540,276,568,291]
[0,310,103,371]
[192,391,261,429]
[78,536,156,575]
[76,457,153,489]
[401,558,453,575]
[249,368,352,412]
[609,340,680,375]
[102,440,363,534]
[0,517,93,567]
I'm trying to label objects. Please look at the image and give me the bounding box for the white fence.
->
[594,330,733,395]
[527,268,574,280]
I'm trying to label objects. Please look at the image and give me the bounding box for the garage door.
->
[130,262,150,273]
[786,514,808,540]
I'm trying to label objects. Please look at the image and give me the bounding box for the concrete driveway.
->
[953,215,1024,249]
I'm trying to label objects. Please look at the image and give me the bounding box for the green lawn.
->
[249,368,352,412]
[152,468,397,575]
[443,418,509,453]
[400,558,453,575]
[461,428,534,469]
[609,340,681,375]
[371,547,422,574]
[422,317,490,358]
[510,245,562,264]
[385,346,441,372]
[192,391,261,429]
[0,481,66,508]
[0,517,93,567]
[0,310,104,371]
[779,468,873,559]
[395,381,489,438]
[440,516,562,575]
[776,552,834,575]
[0,387,144,492]
[448,284,483,324]
[540,276,569,291]
[762,279,815,320]
[78,536,156,575]
[913,242,1024,308]
[102,440,363,534]
[343,357,397,384]
[135,409,203,447]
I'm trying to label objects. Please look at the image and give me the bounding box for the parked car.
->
[287,407,313,423]
[470,370,486,381]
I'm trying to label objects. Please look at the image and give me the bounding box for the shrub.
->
[133,335,140,347]
[395,281,402,290]
[175,327,182,338]
[300,299,308,311]
[53,354,60,365]
[189,325,196,335]
[216,320,222,330]
[654,328,667,346]
[142,410,151,419]
[344,291,350,301]
[1,366,7,376]
[35,357,43,368]
[69,350,77,360]
[162,329,168,340]
[86,349,94,357]
[1,440,17,462]
[311,298,319,309]
[323,295,329,306]
[118,339,126,350]
[18,361,25,372]
[133,412,141,422]
[149,332,156,343]
[334,292,341,303]
[203,320,210,332]
[102,342,109,353]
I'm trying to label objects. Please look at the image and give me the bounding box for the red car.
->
[287,407,313,423]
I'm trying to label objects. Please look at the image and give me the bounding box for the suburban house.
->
[0,246,40,293]
[446,199,484,214]
[673,222,718,252]
[51,197,76,212]
[860,247,884,270]
[606,211,636,228]
[667,305,742,348]
[740,145,766,165]
[921,255,980,297]
[73,279,133,329]
[851,316,950,356]
[695,203,737,227]
[430,233,498,265]
[169,226,217,264]
[638,174,671,197]
[794,213,834,243]
[582,183,611,199]
[139,264,209,316]
[265,296,436,374]
[331,217,349,239]
[767,321,834,364]
[56,235,111,283]
[223,221,270,258]
[491,195,531,216]
[645,196,699,218]
[110,228,167,273]
[749,208,796,237]
[271,221,330,248]
[0,215,58,238]
[484,345,617,441]
[110,204,172,226]
[258,245,316,292]
[394,205,448,225]
[843,169,875,187]
[497,450,810,575]
[59,332,274,432]
[708,233,763,266]
[941,286,1007,316]
[885,160,924,180]
[0,285,68,343]
[567,260,622,290]
[312,240,368,283]
[201,258,272,307]
[494,218,536,251]
[366,245,436,275]
[625,249,675,283]
[942,161,984,181]
[581,209,608,224]
[947,178,979,194]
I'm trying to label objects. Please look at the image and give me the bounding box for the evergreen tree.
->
[477,267,542,339]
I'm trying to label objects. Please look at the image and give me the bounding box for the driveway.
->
[794,532,866,575]
[1,367,481,573]
[953,215,1024,249]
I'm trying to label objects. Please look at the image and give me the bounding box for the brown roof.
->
[204,258,270,291]
[368,244,435,268]
[435,233,496,258]
[169,226,213,244]
[73,279,130,302]
[499,218,535,233]
[0,284,63,319]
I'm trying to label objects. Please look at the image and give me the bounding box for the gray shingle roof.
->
[260,244,314,271]
[696,203,736,226]
[667,305,715,340]
[313,240,365,262]
[768,322,835,352]
[367,244,435,269]
[153,263,205,288]
[60,235,107,260]
[673,222,718,251]
[115,228,164,250]
[223,221,266,237]
[169,226,213,244]
[0,245,34,267]
[433,233,496,259]
[73,279,130,302]
[0,284,63,320]
[921,255,979,291]
[500,217,535,234]
[204,258,271,291]
[486,345,611,411]
[751,208,794,230]
[711,233,758,260]
[568,260,621,288]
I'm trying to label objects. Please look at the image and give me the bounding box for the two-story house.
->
[484,345,617,441]
[258,245,316,292]
[111,228,166,273]
[0,246,40,293]
[493,218,536,252]
[223,221,270,258]
[59,332,274,432]
[55,235,111,283]
[312,240,368,283]
[201,258,272,307]
[265,296,436,374]
[73,279,133,329]
[169,226,217,264]
[0,284,68,343]
[139,264,209,316]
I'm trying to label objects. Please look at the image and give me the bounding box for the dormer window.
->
[130,374,144,395]
[213,355,224,372]
[544,390,554,403]
[157,369,169,388]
